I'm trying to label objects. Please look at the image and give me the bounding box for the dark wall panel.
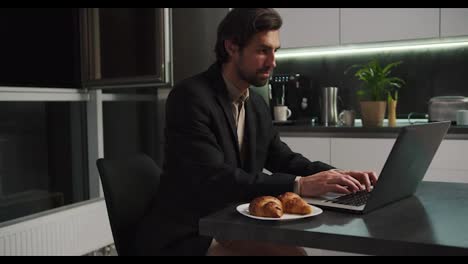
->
[274,46,468,119]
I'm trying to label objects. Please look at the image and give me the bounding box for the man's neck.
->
[222,63,249,94]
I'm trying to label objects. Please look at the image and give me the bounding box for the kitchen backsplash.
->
[273,46,468,120]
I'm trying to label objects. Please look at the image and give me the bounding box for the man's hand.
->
[299,169,378,197]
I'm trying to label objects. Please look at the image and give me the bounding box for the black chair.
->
[96,154,162,256]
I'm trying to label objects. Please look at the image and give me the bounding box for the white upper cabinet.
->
[340,8,439,44]
[275,8,339,48]
[441,8,468,37]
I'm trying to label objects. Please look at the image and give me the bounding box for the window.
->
[0,89,90,223]
[0,8,171,225]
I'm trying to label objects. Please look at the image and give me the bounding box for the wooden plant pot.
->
[360,101,387,127]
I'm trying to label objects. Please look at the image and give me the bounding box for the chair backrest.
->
[96,154,161,256]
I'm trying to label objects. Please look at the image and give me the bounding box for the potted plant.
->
[345,59,405,127]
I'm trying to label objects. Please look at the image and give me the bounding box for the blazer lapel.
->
[206,63,242,165]
[215,92,238,149]
[243,98,256,172]
[212,72,241,162]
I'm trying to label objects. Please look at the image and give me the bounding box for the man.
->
[135,8,377,256]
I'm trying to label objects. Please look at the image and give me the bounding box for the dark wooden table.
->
[199,181,468,255]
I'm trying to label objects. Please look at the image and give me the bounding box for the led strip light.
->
[276,37,468,59]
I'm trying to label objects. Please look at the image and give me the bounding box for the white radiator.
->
[0,199,114,256]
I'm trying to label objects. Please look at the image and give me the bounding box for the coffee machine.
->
[270,74,288,106]
[270,73,310,120]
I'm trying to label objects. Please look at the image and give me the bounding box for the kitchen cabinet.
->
[330,138,395,174]
[340,8,439,44]
[425,140,468,183]
[275,8,339,48]
[276,8,468,50]
[0,8,172,89]
[281,137,331,164]
[331,138,468,183]
[281,135,468,183]
[80,8,172,88]
[441,8,468,37]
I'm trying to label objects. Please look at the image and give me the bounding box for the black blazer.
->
[135,63,334,255]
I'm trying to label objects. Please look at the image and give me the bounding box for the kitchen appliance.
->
[270,74,309,120]
[270,74,289,106]
[428,96,468,123]
[320,87,339,126]
[457,110,468,126]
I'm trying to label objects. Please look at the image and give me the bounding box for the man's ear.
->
[224,39,239,56]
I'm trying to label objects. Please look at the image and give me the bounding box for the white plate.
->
[236,203,323,221]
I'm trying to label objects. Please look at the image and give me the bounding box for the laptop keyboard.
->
[330,191,371,206]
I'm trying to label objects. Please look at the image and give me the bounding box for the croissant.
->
[278,192,312,215]
[249,196,284,218]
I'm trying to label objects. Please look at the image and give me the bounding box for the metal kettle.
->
[320,87,339,126]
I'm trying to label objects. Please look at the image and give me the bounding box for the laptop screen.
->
[304,121,451,214]
[363,121,451,213]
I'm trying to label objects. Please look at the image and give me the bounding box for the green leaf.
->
[346,59,405,102]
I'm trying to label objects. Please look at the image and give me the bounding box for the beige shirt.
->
[222,75,249,160]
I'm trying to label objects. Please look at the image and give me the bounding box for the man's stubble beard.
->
[236,58,269,87]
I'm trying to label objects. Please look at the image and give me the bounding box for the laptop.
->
[303,121,451,214]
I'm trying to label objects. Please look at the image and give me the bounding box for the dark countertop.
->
[199,181,468,256]
[275,119,468,139]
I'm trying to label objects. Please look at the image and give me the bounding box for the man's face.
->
[232,30,280,87]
